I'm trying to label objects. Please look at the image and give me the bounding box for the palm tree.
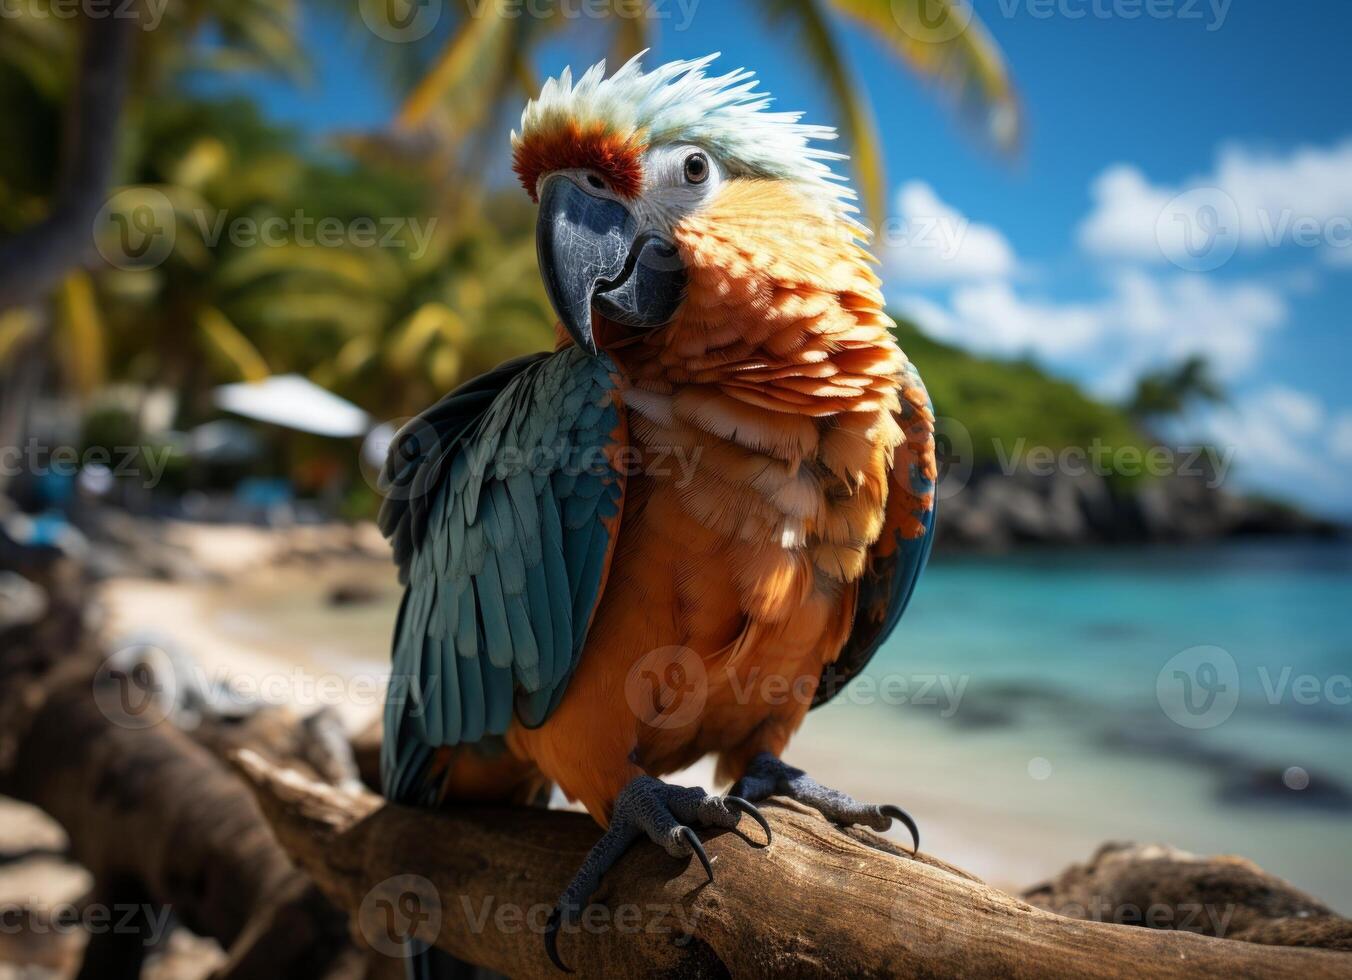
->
[1127,356,1227,424]
[374,0,1020,226]
[0,0,307,408]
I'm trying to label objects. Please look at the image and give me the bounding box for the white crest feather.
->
[513,52,858,225]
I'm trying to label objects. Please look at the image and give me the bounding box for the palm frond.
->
[822,0,1021,150]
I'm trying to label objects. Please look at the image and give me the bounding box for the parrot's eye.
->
[683,152,709,185]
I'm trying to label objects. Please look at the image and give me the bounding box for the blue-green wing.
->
[815,361,937,707]
[379,348,628,803]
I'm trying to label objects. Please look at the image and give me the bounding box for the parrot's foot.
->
[544,774,768,972]
[731,752,919,853]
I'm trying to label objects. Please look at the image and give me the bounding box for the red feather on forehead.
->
[512,121,646,201]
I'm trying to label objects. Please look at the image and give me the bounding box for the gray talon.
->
[737,752,921,852]
[879,804,920,853]
[544,774,758,970]
[726,795,772,844]
[680,825,714,882]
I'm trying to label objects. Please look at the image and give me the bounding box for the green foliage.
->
[1127,355,1227,422]
[892,316,1150,470]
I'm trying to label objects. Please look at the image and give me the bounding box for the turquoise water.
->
[806,540,1352,909]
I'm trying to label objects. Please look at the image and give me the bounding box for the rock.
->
[326,581,381,607]
[935,463,1345,552]
[1025,841,1352,949]
[1217,767,1352,814]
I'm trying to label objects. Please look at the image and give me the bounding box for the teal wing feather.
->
[378,348,628,804]
[814,360,937,707]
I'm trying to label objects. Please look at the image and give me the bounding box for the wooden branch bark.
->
[235,751,1352,980]
[0,555,362,980]
[0,660,361,980]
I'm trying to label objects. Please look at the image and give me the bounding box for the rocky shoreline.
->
[936,467,1344,551]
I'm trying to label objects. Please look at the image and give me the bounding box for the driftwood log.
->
[235,750,1352,980]
[0,554,366,979]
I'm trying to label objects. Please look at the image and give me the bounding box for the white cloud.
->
[897,283,1100,359]
[1078,140,1352,266]
[1078,165,1177,261]
[1198,387,1347,510]
[1330,412,1352,462]
[895,271,1287,396]
[883,182,1017,284]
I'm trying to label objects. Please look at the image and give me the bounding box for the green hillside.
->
[891,317,1149,471]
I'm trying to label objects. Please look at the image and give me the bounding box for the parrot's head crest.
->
[516,53,881,362]
[511,52,858,228]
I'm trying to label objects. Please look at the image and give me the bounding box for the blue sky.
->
[210,1,1352,515]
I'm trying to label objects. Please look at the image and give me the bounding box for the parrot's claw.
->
[732,752,920,854]
[544,774,766,971]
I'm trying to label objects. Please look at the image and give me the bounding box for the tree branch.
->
[234,750,1352,980]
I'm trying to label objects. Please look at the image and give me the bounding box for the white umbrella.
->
[213,375,369,438]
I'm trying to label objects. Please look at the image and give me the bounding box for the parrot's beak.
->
[536,174,686,355]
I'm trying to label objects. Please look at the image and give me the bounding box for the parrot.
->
[378,53,937,974]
